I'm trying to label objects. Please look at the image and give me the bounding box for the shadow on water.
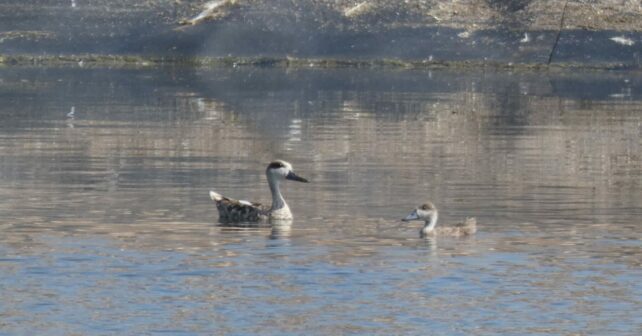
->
[0,66,641,334]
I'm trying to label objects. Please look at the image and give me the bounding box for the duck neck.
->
[423,212,438,234]
[268,176,287,211]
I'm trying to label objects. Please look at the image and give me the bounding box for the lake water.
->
[0,66,640,335]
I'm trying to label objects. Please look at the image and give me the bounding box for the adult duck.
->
[210,160,309,222]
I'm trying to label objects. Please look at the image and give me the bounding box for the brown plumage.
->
[210,192,267,223]
[433,217,477,237]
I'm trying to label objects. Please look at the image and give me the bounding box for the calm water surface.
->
[0,67,641,335]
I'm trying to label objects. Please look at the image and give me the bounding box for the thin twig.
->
[548,0,569,65]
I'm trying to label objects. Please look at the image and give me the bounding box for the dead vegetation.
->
[174,0,642,31]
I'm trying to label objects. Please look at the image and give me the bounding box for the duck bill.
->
[286,171,309,183]
[402,210,419,221]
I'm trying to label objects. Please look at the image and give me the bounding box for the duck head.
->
[266,160,309,183]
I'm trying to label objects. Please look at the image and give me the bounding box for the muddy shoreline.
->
[0,1,641,69]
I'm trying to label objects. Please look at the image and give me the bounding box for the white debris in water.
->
[457,31,471,39]
[610,88,631,98]
[195,1,227,21]
[66,106,75,128]
[181,0,238,26]
[71,0,76,8]
[609,36,635,46]
[344,1,373,18]
[520,32,530,43]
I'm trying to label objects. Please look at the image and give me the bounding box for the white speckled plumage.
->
[403,202,477,238]
[209,160,308,222]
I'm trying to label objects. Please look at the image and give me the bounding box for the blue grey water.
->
[0,67,641,335]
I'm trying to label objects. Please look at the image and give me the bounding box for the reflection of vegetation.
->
[0,31,55,42]
[1,54,638,71]
[0,67,640,241]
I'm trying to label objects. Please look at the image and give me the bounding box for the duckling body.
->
[402,202,477,238]
[210,160,308,223]
[426,217,476,237]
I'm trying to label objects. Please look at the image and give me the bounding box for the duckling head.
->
[402,202,439,234]
[402,202,437,221]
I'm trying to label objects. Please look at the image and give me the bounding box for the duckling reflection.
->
[402,202,477,238]
[210,160,309,222]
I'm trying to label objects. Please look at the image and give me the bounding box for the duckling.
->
[210,160,308,222]
[402,202,477,238]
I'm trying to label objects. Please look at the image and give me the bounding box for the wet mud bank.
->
[0,0,641,69]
